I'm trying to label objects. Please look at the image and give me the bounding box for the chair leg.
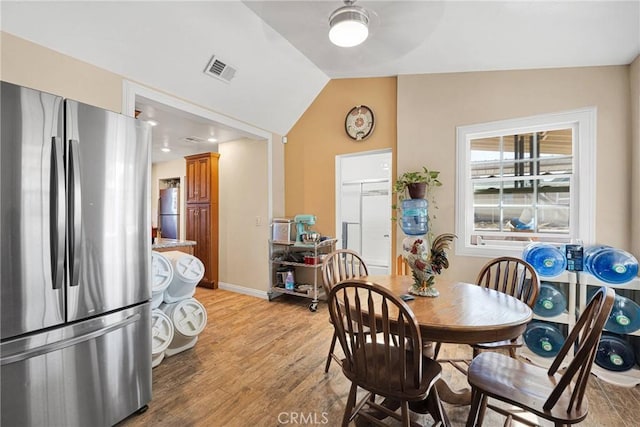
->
[400,401,410,427]
[425,385,449,427]
[477,394,488,426]
[433,341,442,359]
[325,331,338,373]
[472,347,480,358]
[508,347,517,358]
[342,382,358,427]
[466,388,484,427]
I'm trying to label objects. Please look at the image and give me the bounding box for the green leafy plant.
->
[392,166,442,216]
[392,167,441,196]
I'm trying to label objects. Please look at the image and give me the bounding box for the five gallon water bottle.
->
[522,243,567,277]
[595,334,636,372]
[533,283,567,318]
[584,245,639,284]
[587,288,640,334]
[524,322,565,357]
[400,198,428,236]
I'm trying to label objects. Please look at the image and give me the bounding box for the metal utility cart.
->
[269,238,336,311]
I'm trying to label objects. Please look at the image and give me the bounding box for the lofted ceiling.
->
[2,1,639,158]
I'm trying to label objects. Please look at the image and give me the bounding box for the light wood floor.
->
[119,288,640,427]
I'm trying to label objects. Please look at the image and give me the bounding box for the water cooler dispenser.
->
[400,198,428,236]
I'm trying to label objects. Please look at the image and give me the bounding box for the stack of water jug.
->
[151,250,208,368]
[522,242,640,373]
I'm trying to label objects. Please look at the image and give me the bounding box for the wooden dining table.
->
[361,274,533,426]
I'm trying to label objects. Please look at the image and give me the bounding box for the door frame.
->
[335,149,392,273]
[122,81,275,299]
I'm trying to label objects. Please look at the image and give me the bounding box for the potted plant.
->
[393,166,442,200]
[392,166,442,224]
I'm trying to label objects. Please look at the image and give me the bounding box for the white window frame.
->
[455,107,596,258]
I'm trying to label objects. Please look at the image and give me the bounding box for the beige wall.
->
[398,66,632,283]
[631,56,640,259]
[2,32,280,294]
[285,77,397,237]
[219,139,270,291]
[1,32,123,112]
[151,159,187,238]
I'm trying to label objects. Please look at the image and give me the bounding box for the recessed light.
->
[161,147,171,153]
[207,137,218,143]
[147,120,158,127]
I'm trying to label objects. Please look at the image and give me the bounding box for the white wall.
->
[218,138,270,292]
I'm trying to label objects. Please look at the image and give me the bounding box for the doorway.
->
[335,150,392,275]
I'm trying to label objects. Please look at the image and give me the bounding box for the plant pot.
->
[407,182,427,199]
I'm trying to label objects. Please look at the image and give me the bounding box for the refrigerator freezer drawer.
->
[0,303,152,427]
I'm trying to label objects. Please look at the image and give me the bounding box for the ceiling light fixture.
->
[160,147,171,153]
[147,119,158,127]
[328,0,369,48]
[207,137,218,143]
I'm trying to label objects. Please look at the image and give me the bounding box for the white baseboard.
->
[218,282,270,300]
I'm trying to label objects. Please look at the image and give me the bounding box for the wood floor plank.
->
[118,288,640,427]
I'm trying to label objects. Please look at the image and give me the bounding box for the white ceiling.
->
[2,0,639,157]
[135,97,258,162]
[245,1,640,79]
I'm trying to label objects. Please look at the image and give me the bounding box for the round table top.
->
[364,275,533,345]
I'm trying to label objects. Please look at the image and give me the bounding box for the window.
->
[455,108,596,257]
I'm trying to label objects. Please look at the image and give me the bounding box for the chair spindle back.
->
[328,280,427,397]
[475,256,540,309]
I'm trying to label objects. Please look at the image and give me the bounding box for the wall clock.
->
[345,105,375,141]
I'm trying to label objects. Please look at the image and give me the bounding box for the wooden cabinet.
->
[185,152,220,289]
[186,155,215,204]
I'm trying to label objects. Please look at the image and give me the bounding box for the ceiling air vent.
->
[204,55,237,83]
[184,136,207,144]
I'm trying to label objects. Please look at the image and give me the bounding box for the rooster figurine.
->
[403,233,456,297]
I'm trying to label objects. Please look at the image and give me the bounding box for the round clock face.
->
[345,105,375,141]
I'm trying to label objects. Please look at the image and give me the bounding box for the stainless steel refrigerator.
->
[158,187,179,239]
[0,81,152,426]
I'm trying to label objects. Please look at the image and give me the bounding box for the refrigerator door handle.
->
[68,139,82,287]
[51,137,66,290]
[0,313,141,366]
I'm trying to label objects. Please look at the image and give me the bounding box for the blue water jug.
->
[524,322,565,357]
[584,246,639,284]
[583,245,611,275]
[533,283,567,317]
[587,288,640,334]
[595,334,635,372]
[522,243,567,277]
[400,198,428,236]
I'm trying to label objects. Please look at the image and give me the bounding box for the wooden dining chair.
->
[328,279,445,427]
[433,257,539,373]
[321,249,369,373]
[465,286,615,427]
[470,256,540,358]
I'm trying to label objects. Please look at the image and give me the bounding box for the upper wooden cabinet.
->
[185,152,220,289]
[185,153,219,204]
